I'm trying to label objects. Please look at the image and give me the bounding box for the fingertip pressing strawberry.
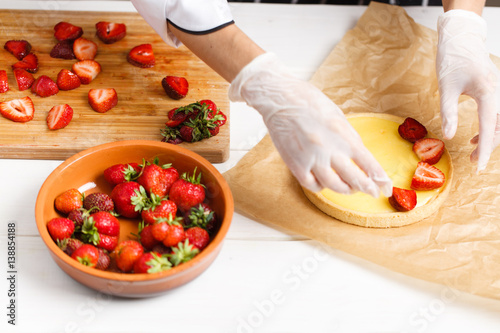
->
[47,217,75,242]
[169,168,206,212]
[0,70,9,93]
[112,240,144,272]
[127,44,155,68]
[54,21,83,42]
[398,117,428,143]
[50,40,76,59]
[95,22,126,44]
[388,187,417,212]
[71,244,99,268]
[4,40,32,60]
[73,37,98,61]
[411,161,445,191]
[412,138,445,165]
[11,53,38,73]
[88,88,118,113]
[55,188,83,214]
[72,60,101,84]
[13,69,35,91]
[0,96,35,123]
[161,76,188,100]
[133,252,171,274]
[56,69,81,91]
[31,75,59,98]
[47,104,73,130]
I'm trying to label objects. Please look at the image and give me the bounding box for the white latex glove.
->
[229,53,393,197]
[436,9,500,171]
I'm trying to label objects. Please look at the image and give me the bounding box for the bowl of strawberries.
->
[35,140,233,297]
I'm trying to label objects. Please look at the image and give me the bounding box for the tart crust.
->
[302,113,454,228]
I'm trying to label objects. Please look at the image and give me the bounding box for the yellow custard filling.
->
[321,116,450,213]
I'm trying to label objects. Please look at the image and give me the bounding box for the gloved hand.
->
[436,9,500,171]
[229,53,393,197]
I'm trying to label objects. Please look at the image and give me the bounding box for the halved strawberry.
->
[388,187,417,212]
[0,96,34,122]
[411,162,445,191]
[50,40,76,59]
[127,44,155,68]
[4,40,32,60]
[56,69,81,91]
[11,53,38,73]
[73,37,97,61]
[88,88,118,113]
[0,70,9,93]
[199,100,217,117]
[47,104,73,130]
[214,110,227,127]
[72,60,101,84]
[31,75,59,97]
[161,76,188,100]
[412,138,445,165]
[54,22,83,41]
[165,108,188,127]
[95,21,126,44]
[398,117,427,143]
[13,69,34,91]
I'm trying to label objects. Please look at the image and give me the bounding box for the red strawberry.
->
[162,224,185,248]
[83,192,114,212]
[168,239,199,266]
[214,110,227,127]
[54,188,83,214]
[411,162,445,191]
[138,222,160,251]
[185,227,210,251]
[110,181,148,218]
[163,165,179,194]
[113,240,144,272]
[151,222,170,242]
[72,60,101,84]
[184,203,216,232]
[81,211,120,252]
[161,76,188,100]
[95,21,126,44]
[165,108,188,128]
[67,208,89,228]
[133,252,171,274]
[11,53,38,73]
[96,248,111,270]
[73,37,98,61]
[103,162,141,186]
[58,238,83,257]
[388,187,417,212]
[50,40,76,59]
[0,96,34,123]
[13,69,35,91]
[127,44,155,68]
[31,75,59,97]
[47,217,75,242]
[4,40,32,60]
[199,100,217,117]
[398,117,427,143]
[169,168,206,212]
[141,198,177,225]
[179,125,198,142]
[56,69,81,91]
[54,22,83,41]
[71,244,99,268]
[88,88,117,113]
[137,163,168,197]
[47,104,73,130]
[0,70,8,93]
[208,126,220,137]
[413,138,445,165]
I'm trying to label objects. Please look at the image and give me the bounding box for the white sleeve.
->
[131,0,234,48]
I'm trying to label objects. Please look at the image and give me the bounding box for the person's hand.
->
[229,53,392,197]
[436,9,500,171]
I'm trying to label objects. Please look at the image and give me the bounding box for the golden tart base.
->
[302,113,453,228]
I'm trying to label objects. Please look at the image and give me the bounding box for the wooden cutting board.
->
[0,9,230,162]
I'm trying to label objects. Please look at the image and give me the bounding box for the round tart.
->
[302,113,453,228]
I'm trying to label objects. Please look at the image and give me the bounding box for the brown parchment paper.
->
[223,2,500,299]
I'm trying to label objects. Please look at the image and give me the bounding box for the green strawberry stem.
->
[146,253,172,273]
[81,217,100,246]
[168,239,199,266]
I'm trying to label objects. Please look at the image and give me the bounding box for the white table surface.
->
[1,1,500,332]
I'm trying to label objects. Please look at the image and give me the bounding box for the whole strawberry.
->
[103,162,140,186]
[113,240,144,273]
[67,208,91,228]
[185,227,210,251]
[83,192,114,212]
[58,237,83,256]
[81,211,120,252]
[96,248,111,271]
[137,162,168,197]
[151,214,184,246]
[141,195,177,225]
[169,168,206,212]
[133,252,171,274]
[162,223,185,248]
[110,181,148,218]
[54,188,83,214]
[137,222,160,251]
[71,244,99,268]
[162,164,179,194]
[47,217,75,242]
[184,203,216,232]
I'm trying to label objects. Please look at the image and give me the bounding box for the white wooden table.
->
[1,1,500,332]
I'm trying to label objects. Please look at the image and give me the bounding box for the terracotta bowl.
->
[35,140,233,298]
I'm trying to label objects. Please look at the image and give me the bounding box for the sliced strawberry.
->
[165,108,188,127]
[398,117,427,143]
[411,162,445,191]
[47,104,73,130]
[208,126,220,137]
[31,75,59,97]
[13,69,35,91]
[72,60,101,84]
[56,69,81,91]
[412,138,445,165]
[179,125,197,142]
[95,21,126,44]
[54,21,83,41]
[161,76,188,100]
[127,44,155,68]
[0,70,9,93]
[388,187,417,212]
[214,110,227,127]
[50,40,76,59]
[88,88,118,113]
[11,53,38,73]
[0,96,34,122]
[199,100,217,118]
[4,40,32,60]
[73,37,97,61]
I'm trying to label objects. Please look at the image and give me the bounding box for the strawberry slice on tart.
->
[95,21,126,44]
[0,96,34,122]
[411,161,445,191]
[388,187,417,212]
[398,117,427,143]
[413,138,445,165]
